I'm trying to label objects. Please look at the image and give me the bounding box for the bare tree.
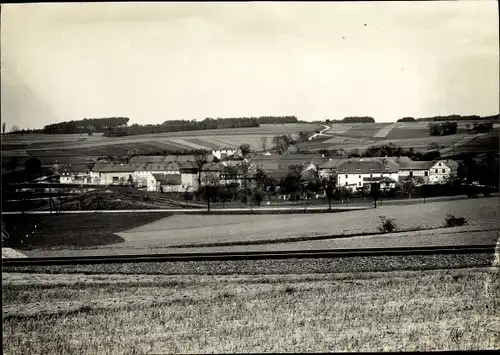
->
[194,154,207,189]
[260,137,268,152]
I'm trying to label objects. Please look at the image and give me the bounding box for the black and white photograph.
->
[1,1,499,353]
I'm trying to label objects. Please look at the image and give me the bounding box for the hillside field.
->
[1,123,322,166]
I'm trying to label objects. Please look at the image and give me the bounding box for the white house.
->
[429,160,459,184]
[337,158,399,192]
[59,165,96,185]
[212,147,239,160]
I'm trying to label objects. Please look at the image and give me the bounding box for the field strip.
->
[373,123,401,138]
[168,139,212,150]
[2,248,27,259]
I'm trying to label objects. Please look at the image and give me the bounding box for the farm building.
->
[212,147,239,160]
[219,162,257,186]
[429,160,459,184]
[362,176,398,191]
[337,158,399,192]
[200,162,225,186]
[59,165,95,185]
[94,163,137,187]
[153,173,183,193]
[395,157,433,182]
[317,158,348,180]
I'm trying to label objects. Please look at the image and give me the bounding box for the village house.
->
[59,165,97,185]
[429,159,459,184]
[91,163,138,187]
[212,147,239,160]
[200,162,225,186]
[154,173,183,193]
[317,158,348,180]
[394,156,433,182]
[219,161,257,186]
[337,158,399,192]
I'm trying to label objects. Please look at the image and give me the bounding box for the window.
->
[438,162,442,166]
[358,175,361,178]
[359,182,362,186]
[442,169,445,173]
[435,169,438,173]
[345,175,348,178]
[409,171,413,177]
[370,174,373,177]
[424,171,428,176]
[112,177,119,182]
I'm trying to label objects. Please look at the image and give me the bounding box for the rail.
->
[2,244,495,266]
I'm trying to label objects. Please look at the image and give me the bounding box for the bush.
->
[377,216,397,233]
[444,214,468,227]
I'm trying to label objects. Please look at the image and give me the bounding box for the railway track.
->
[2,244,495,267]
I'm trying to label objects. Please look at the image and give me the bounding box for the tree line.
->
[429,122,458,136]
[328,117,376,124]
[398,114,498,122]
[44,117,130,134]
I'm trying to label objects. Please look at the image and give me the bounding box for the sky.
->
[1,1,499,130]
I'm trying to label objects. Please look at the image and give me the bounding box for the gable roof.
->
[432,159,459,170]
[337,159,399,174]
[319,159,348,169]
[152,173,182,185]
[129,155,165,164]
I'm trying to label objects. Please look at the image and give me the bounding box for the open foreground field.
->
[4,196,499,258]
[2,268,499,353]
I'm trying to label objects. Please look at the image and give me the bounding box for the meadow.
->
[2,268,499,353]
[8,197,498,258]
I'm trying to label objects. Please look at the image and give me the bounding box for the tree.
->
[127,174,135,187]
[324,176,336,210]
[127,148,139,161]
[239,143,251,157]
[183,189,193,207]
[427,142,441,150]
[217,186,233,208]
[260,137,268,152]
[24,157,42,175]
[253,190,264,207]
[2,122,5,135]
[5,157,19,173]
[349,149,361,158]
[399,177,424,199]
[194,154,207,189]
[370,183,381,208]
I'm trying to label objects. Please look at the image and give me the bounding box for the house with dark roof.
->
[337,158,400,192]
[200,162,225,185]
[153,173,183,192]
[317,158,348,180]
[394,157,434,182]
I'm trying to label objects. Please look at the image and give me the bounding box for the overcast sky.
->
[1,1,499,129]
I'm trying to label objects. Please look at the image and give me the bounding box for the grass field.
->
[109,198,499,249]
[1,212,171,249]
[6,197,497,257]
[3,268,499,353]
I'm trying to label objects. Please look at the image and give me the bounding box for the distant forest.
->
[398,114,499,122]
[328,117,376,124]
[6,116,299,135]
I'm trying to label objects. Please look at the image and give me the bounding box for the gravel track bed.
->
[4,253,495,275]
